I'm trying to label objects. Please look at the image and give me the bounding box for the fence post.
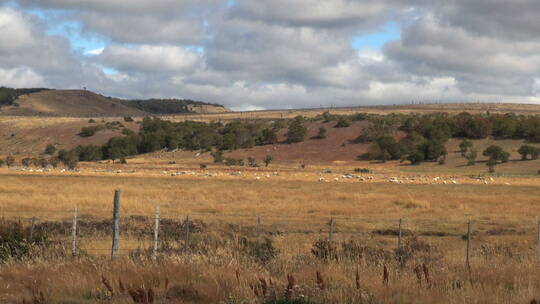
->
[328,218,335,242]
[398,218,403,250]
[256,216,261,245]
[466,220,472,269]
[184,216,190,254]
[29,216,36,241]
[153,206,160,260]
[537,220,540,265]
[111,189,121,259]
[71,208,78,257]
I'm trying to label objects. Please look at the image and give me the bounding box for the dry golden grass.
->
[1,150,540,303]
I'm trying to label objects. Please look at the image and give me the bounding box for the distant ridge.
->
[0,87,230,117]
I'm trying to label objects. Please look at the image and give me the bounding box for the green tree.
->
[0,159,4,167]
[286,117,307,144]
[459,139,473,156]
[466,149,478,166]
[483,145,510,163]
[406,151,425,165]
[258,128,278,145]
[518,145,540,160]
[75,145,103,161]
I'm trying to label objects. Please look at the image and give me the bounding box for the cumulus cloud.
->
[97,45,202,74]
[1,0,540,109]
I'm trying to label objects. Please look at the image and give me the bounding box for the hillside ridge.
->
[0,87,229,117]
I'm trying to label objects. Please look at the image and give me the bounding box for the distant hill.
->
[0,88,229,117]
[121,98,230,114]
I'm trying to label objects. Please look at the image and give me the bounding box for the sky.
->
[1,1,540,110]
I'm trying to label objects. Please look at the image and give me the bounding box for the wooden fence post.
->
[29,216,37,242]
[398,218,403,250]
[466,220,472,269]
[256,216,261,245]
[72,208,78,257]
[537,220,540,265]
[328,218,335,242]
[184,216,190,254]
[111,190,121,259]
[153,206,160,260]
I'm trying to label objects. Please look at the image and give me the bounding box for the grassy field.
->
[1,153,540,302]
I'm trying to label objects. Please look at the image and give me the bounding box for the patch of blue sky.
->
[14,4,110,56]
[351,22,400,51]
[102,67,120,75]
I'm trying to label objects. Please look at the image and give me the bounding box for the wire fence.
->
[2,189,540,265]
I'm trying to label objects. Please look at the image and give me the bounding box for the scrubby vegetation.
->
[0,87,49,107]
[120,98,224,114]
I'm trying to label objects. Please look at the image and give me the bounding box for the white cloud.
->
[84,47,104,56]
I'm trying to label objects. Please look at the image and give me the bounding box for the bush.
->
[247,157,259,167]
[21,158,32,167]
[316,127,327,139]
[286,116,307,144]
[224,158,244,166]
[36,157,48,168]
[49,157,60,168]
[239,237,279,264]
[79,125,103,137]
[88,119,96,123]
[44,144,56,155]
[354,168,371,173]
[5,156,15,167]
[211,151,224,163]
[334,117,350,128]
[123,116,134,122]
[0,159,3,167]
[263,155,273,167]
[0,221,49,262]
[311,239,337,262]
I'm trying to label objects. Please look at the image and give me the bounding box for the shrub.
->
[79,125,103,137]
[88,119,96,123]
[49,157,60,168]
[334,117,350,128]
[247,157,259,167]
[459,139,473,156]
[286,117,307,144]
[239,237,279,264]
[123,116,134,122]
[316,127,327,139]
[225,158,244,166]
[5,156,15,167]
[354,168,371,173]
[21,158,32,167]
[0,221,49,262]
[211,151,224,163]
[311,239,337,262]
[36,157,49,168]
[0,159,3,167]
[44,144,56,155]
[263,155,273,167]
[119,157,127,164]
[466,149,478,166]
